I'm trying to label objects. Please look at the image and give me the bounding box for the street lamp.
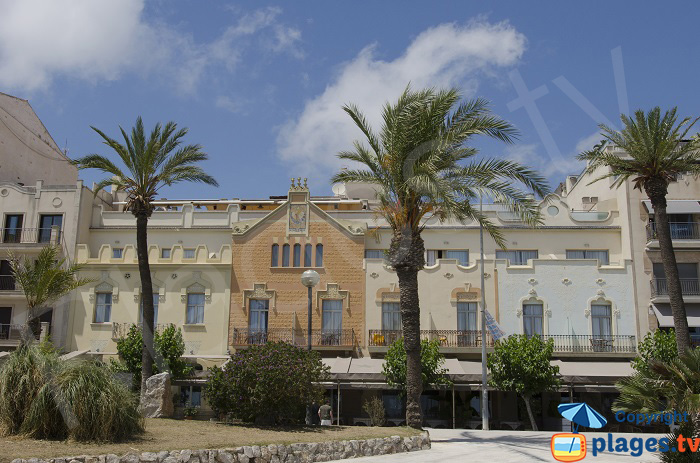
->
[301,269,320,351]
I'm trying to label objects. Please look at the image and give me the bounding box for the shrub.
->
[633,329,678,373]
[382,338,452,396]
[112,324,193,390]
[0,344,144,441]
[362,396,386,426]
[204,342,330,424]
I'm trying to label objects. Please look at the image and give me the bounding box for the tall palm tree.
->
[332,86,549,428]
[73,117,218,395]
[9,245,93,342]
[578,107,700,353]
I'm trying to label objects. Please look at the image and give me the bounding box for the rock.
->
[140,372,174,418]
[105,455,119,463]
[140,454,158,463]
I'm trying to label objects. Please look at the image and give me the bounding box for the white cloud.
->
[0,1,302,93]
[276,20,527,185]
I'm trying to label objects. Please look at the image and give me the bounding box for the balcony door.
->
[0,307,10,339]
[249,299,269,343]
[457,302,478,346]
[38,214,62,243]
[0,260,14,290]
[3,215,23,243]
[321,299,342,345]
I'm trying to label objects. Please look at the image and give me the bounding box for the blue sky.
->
[1,1,697,199]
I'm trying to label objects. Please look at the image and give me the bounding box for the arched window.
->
[282,244,290,267]
[523,303,543,336]
[304,243,312,267]
[293,244,301,267]
[315,244,324,267]
[271,244,279,267]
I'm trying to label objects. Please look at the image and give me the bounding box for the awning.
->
[552,360,633,384]
[652,303,700,327]
[642,200,700,214]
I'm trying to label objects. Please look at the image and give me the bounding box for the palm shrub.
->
[73,117,218,395]
[333,86,548,427]
[204,342,330,424]
[578,107,700,352]
[0,343,144,440]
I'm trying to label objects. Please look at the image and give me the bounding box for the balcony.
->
[0,227,62,246]
[368,330,495,348]
[231,328,356,349]
[0,275,16,291]
[647,222,700,241]
[111,322,172,340]
[651,278,700,297]
[368,330,636,355]
[0,323,27,345]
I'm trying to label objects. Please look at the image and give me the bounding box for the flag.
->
[484,309,506,341]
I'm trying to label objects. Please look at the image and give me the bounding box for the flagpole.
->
[480,193,489,431]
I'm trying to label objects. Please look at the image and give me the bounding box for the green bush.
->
[633,329,678,373]
[204,342,329,424]
[111,324,192,390]
[362,396,386,426]
[0,344,144,441]
[382,338,452,396]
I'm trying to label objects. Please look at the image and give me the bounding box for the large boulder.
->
[140,372,174,418]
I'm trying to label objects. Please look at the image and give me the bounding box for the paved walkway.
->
[350,429,663,463]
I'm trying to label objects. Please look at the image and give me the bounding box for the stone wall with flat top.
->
[11,432,431,463]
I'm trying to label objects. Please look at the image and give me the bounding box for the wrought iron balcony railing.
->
[231,328,356,348]
[368,330,636,353]
[651,278,700,296]
[0,275,16,291]
[0,323,28,343]
[646,222,700,241]
[0,227,62,245]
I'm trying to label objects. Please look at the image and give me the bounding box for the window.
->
[445,250,469,266]
[38,214,62,243]
[282,244,290,267]
[523,303,543,336]
[304,244,312,267]
[186,293,205,324]
[0,260,15,290]
[653,262,698,279]
[112,248,123,258]
[322,299,343,333]
[566,250,609,265]
[139,292,160,325]
[249,299,269,333]
[427,250,469,265]
[315,244,323,267]
[496,250,538,265]
[365,250,385,259]
[382,302,401,331]
[591,304,612,338]
[271,244,279,267]
[95,292,112,323]
[3,214,23,243]
[457,302,478,331]
[161,248,171,259]
[179,385,202,407]
[183,248,196,259]
[293,244,301,267]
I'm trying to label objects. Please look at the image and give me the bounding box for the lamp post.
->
[301,269,320,351]
[301,269,320,425]
[480,193,489,431]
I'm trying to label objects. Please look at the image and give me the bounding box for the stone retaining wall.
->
[11,432,430,463]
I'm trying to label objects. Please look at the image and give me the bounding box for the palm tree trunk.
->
[397,266,422,429]
[646,179,691,353]
[135,212,156,396]
[521,394,538,431]
[390,228,425,429]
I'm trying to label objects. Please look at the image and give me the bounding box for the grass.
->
[1,419,421,462]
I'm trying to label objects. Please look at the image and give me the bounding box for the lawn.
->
[1,419,421,462]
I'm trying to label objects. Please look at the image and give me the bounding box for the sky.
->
[1,0,698,199]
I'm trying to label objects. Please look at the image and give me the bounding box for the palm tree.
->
[332,86,549,428]
[9,245,93,342]
[615,349,700,457]
[578,107,700,353]
[73,117,218,395]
